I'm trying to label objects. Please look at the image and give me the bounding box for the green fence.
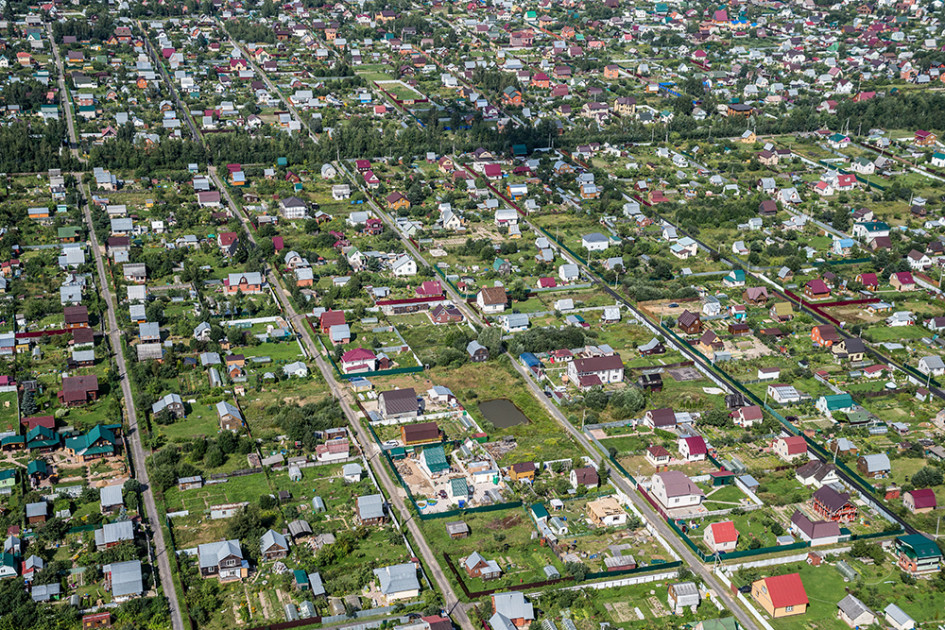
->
[811,257,872,267]
[67,523,99,534]
[363,416,524,520]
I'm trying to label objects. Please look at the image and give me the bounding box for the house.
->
[566,354,624,388]
[884,604,916,630]
[490,592,535,630]
[372,563,420,603]
[216,401,244,432]
[645,408,677,430]
[677,310,702,335]
[732,405,763,428]
[477,287,508,314]
[356,494,387,525]
[704,521,738,553]
[225,272,263,294]
[650,471,703,509]
[890,272,917,292]
[26,502,48,524]
[918,356,945,377]
[896,534,942,575]
[832,338,865,363]
[279,196,308,220]
[645,445,671,467]
[774,436,808,462]
[751,573,808,618]
[509,462,536,482]
[790,511,840,546]
[197,540,248,581]
[815,393,856,419]
[804,279,831,300]
[260,529,289,561]
[378,388,419,422]
[103,560,143,602]
[570,466,599,490]
[795,461,840,488]
[810,486,856,522]
[857,453,891,478]
[903,488,937,514]
[837,594,875,628]
[586,496,627,527]
[100,484,123,514]
[466,341,489,362]
[667,582,701,615]
[678,436,708,462]
[581,232,610,252]
[65,424,119,461]
[464,552,501,580]
[811,325,840,348]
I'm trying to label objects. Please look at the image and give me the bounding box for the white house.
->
[703,521,739,553]
[582,232,610,251]
[566,354,624,387]
[650,471,703,510]
[390,255,417,277]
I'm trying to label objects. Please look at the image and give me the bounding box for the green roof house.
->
[65,424,119,461]
[0,468,16,488]
[896,534,942,575]
[419,445,449,476]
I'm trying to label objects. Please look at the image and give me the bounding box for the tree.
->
[205,446,225,468]
[701,409,730,427]
[477,326,503,357]
[564,561,587,582]
[912,467,943,488]
[20,390,37,416]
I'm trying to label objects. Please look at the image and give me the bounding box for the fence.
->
[442,552,572,599]
[362,414,524,521]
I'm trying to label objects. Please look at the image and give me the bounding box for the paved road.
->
[46,23,82,161]
[333,160,485,328]
[507,357,763,630]
[79,180,186,630]
[209,165,474,630]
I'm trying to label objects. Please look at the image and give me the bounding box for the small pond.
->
[478,399,530,428]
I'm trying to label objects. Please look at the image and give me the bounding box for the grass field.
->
[735,559,945,629]
[0,390,18,433]
[427,355,584,465]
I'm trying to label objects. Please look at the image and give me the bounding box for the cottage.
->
[650,471,703,509]
[751,573,808,618]
[704,521,739,553]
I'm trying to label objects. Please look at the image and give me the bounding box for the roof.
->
[100,484,123,508]
[478,286,508,305]
[812,485,851,513]
[373,563,419,594]
[709,521,738,544]
[759,572,808,608]
[654,470,703,498]
[260,529,288,553]
[94,521,134,547]
[197,539,243,569]
[860,453,891,472]
[683,436,708,455]
[380,388,418,416]
[357,494,385,521]
[906,488,937,509]
[492,592,534,622]
[837,594,872,621]
[105,560,143,597]
[403,422,440,443]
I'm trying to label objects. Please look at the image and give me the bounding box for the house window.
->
[785,606,793,612]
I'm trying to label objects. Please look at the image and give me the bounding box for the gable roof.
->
[760,573,808,608]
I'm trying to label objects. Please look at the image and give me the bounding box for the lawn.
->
[734,559,945,629]
[0,390,18,433]
[163,472,273,514]
[420,505,563,596]
[428,355,584,465]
